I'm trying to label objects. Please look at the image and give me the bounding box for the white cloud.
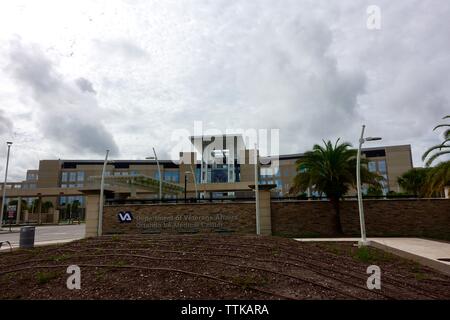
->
[0,0,449,181]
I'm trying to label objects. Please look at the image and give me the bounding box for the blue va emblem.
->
[118,211,133,223]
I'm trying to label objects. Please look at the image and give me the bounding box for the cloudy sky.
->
[0,0,449,181]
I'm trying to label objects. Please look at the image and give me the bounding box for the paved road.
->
[0,224,85,250]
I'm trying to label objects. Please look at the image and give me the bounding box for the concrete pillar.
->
[24,210,29,223]
[258,189,272,236]
[445,187,449,199]
[16,197,22,225]
[85,193,101,237]
[37,197,42,225]
[53,208,59,224]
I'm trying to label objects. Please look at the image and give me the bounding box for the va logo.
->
[118,211,133,223]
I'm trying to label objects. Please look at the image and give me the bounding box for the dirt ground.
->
[1,234,449,300]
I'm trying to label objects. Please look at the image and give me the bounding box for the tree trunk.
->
[330,197,343,235]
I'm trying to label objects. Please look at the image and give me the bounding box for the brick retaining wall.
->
[103,202,256,234]
[102,199,450,240]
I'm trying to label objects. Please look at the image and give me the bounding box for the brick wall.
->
[272,199,450,239]
[102,199,450,240]
[340,199,450,239]
[271,201,338,237]
[103,202,256,234]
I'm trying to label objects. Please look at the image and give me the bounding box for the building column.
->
[258,189,272,236]
[16,197,21,225]
[445,187,449,199]
[81,190,106,238]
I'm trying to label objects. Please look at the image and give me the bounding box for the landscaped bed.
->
[0,234,449,300]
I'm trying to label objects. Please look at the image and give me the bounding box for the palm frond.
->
[425,150,450,167]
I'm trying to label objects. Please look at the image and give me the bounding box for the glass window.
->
[59,197,66,205]
[368,161,377,173]
[69,172,77,181]
[77,171,85,181]
[61,184,68,188]
[62,172,68,182]
[378,160,387,174]
[164,171,179,183]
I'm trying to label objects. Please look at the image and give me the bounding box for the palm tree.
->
[423,161,450,197]
[291,139,381,234]
[42,201,54,213]
[422,115,450,167]
[397,168,430,197]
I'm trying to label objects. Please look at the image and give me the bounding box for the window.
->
[164,171,179,183]
[62,172,69,182]
[61,184,68,188]
[27,173,37,181]
[77,171,85,181]
[368,161,377,173]
[59,196,66,205]
[69,172,77,181]
[378,160,387,174]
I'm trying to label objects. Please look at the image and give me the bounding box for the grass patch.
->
[111,235,121,242]
[51,254,71,262]
[353,246,395,264]
[231,275,267,289]
[36,271,58,285]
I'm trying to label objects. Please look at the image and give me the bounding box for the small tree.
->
[291,139,381,234]
[397,168,430,197]
[42,201,54,213]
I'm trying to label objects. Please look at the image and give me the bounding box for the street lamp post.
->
[254,143,260,235]
[184,174,187,202]
[357,125,381,247]
[146,147,162,201]
[98,149,109,237]
[185,170,198,200]
[0,142,12,230]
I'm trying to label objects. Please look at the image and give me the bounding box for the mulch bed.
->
[0,234,449,300]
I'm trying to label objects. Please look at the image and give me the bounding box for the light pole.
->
[186,169,198,200]
[254,143,260,235]
[98,149,109,237]
[0,141,12,230]
[146,147,162,200]
[184,174,187,202]
[357,125,381,247]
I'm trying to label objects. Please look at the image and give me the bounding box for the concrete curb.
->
[0,238,80,253]
[370,240,450,276]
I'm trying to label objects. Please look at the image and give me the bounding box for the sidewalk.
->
[295,237,450,276]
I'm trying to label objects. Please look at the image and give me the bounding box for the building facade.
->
[3,138,414,218]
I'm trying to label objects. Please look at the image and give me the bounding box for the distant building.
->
[2,136,413,216]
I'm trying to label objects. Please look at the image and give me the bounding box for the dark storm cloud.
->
[5,39,119,156]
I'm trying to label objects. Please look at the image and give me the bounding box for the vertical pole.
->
[357,125,368,246]
[254,144,260,235]
[0,142,12,229]
[98,149,109,237]
[16,197,21,225]
[153,147,162,201]
[190,163,198,200]
[184,175,187,202]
